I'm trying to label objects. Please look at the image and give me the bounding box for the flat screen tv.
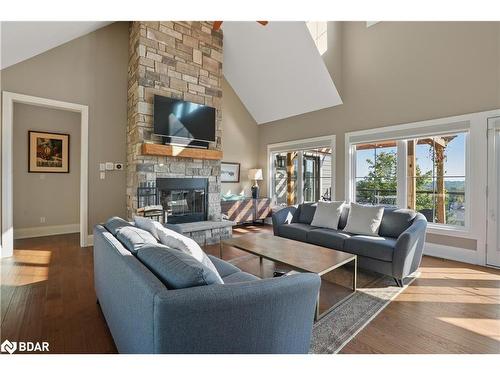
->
[153,95,216,143]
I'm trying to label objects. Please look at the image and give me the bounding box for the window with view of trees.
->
[355,142,398,206]
[408,133,466,226]
[353,131,467,228]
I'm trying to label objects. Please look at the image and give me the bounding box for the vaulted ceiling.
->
[222,21,342,124]
[1,21,111,69]
[1,21,342,124]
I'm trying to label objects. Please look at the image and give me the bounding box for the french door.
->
[271,147,332,206]
[487,117,500,267]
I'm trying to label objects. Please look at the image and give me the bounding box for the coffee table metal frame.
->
[219,239,357,321]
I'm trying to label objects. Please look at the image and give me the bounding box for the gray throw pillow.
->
[137,244,224,289]
[310,201,345,229]
[156,225,224,284]
[104,216,132,236]
[298,203,317,224]
[343,203,384,236]
[116,226,158,254]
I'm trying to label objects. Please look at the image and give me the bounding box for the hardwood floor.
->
[340,256,500,354]
[1,226,499,354]
[1,234,116,353]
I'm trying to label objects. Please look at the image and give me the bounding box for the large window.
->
[409,134,466,226]
[355,141,398,206]
[271,145,333,206]
[351,131,468,228]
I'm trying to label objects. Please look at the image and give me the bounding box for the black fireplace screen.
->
[161,189,206,220]
[156,178,208,223]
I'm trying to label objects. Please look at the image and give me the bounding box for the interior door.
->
[487,117,500,267]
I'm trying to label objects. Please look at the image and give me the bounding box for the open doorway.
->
[2,92,88,257]
[12,103,80,240]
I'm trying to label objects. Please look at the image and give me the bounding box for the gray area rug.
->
[310,270,417,354]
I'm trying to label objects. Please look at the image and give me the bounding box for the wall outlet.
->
[105,162,114,171]
[100,172,106,180]
[99,163,106,171]
[40,217,46,224]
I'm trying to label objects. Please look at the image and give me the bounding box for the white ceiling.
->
[1,21,111,69]
[223,22,342,125]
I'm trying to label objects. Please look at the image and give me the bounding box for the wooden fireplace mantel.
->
[141,143,223,160]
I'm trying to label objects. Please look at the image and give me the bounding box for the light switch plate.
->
[105,162,114,171]
[99,163,106,171]
[100,172,106,180]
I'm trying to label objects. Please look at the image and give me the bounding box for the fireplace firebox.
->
[156,178,208,224]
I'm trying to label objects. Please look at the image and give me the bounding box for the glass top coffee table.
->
[221,232,357,321]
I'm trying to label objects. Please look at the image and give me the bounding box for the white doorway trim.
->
[2,91,89,257]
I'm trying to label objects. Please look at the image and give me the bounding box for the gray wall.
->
[257,21,500,249]
[13,103,80,230]
[221,77,260,196]
[1,22,129,235]
[259,22,500,197]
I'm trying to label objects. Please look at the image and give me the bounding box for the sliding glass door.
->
[271,147,332,206]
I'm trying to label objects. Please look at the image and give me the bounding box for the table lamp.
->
[248,168,263,199]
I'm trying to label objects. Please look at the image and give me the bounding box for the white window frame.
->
[267,135,336,205]
[345,110,500,242]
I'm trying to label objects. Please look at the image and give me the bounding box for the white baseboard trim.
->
[424,242,479,265]
[14,223,80,239]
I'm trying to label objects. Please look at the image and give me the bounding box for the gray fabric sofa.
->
[272,203,427,286]
[93,222,320,354]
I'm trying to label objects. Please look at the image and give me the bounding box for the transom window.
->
[306,21,328,55]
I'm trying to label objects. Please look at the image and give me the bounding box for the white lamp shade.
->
[248,168,263,180]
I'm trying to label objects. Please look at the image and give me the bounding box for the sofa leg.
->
[394,278,404,287]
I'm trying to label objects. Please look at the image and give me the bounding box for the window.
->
[408,133,466,226]
[350,131,468,228]
[306,21,328,55]
[269,139,334,206]
[355,141,398,206]
[272,152,298,205]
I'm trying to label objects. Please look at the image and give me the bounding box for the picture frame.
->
[221,162,240,183]
[28,131,70,173]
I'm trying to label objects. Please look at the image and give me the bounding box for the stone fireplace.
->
[126,21,224,228]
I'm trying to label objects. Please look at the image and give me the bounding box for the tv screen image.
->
[153,95,216,142]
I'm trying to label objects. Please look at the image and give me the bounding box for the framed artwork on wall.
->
[28,131,70,173]
[221,162,240,183]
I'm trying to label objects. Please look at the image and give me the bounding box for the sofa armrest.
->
[153,273,320,353]
[271,206,297,235]
[393,213,427,279]
[207,254,241,277]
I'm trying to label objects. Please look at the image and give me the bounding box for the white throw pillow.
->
[134,216,224,283]
[156,225,224,284]
[343,203,384,236]
[310,201,345,230]
[134,216,160,239]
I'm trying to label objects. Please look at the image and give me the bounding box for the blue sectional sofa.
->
[93,221,321,354]
[272,203,427,286]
